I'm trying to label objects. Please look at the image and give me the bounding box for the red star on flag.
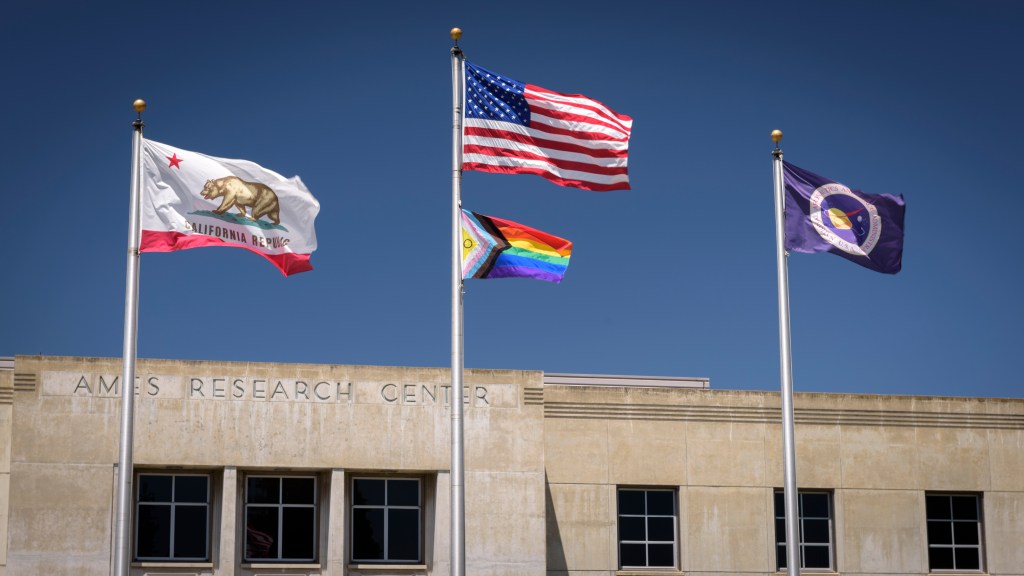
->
[167,153,183,169]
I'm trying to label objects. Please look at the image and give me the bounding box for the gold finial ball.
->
[770,129,783,143]
[450,27,462,41]
[133,99,147,113]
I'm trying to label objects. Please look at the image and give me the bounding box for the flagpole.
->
[113,99,146,576]
[449,27,466,576]
[771,129,801,576]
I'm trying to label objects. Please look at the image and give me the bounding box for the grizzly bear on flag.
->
[200,176,281,225]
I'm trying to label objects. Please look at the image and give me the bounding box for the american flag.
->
[463,62,632,192]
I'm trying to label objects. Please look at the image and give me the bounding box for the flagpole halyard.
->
[772,130,801,576]
[449,28,467,576]
[113,99,146,576]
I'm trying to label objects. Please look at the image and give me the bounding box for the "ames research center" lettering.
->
[69,374,490,406]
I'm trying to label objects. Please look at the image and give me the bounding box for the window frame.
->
[134,472,212,562]
[243,474,319,563]
[925,492,985,572]
[616,486,679,570]
[773,489,835,572]
[349,476,424,564]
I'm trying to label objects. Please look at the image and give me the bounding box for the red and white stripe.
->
[140,231,314,276]
[463,85,633,192]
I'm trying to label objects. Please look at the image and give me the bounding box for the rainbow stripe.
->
[461,210,572,283]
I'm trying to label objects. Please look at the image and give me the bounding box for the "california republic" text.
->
[188,221,290,249]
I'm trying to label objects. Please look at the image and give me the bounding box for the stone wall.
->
[4,356,1023,576]
[4,356,546,576]
[543,384,1024,576]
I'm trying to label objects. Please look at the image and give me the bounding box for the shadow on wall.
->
[545,474,569,573]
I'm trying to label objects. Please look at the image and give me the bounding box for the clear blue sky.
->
[3,1,1022,398]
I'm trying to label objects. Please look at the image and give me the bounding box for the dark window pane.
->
[388,509,420,561]
[282,477,315,505]
[136,504,171,558]
[353,479,385,506]
[804,544,831,568]
[801,494,830,518]
[803,519,830,544]
[648,516,674,542]
[774,491,785,516]
[388,479,420,507]
[620,543,645,567]
[777,545,788,570]
[953,521,980,546]
[352,508,385,560]
[174,505,208,559]
[952,496,979,521]
[139,475,172,502]
[775,518,787,544]
[955,547,980,570]
[648,543,674,567]
[282,507,315,560]
[928,521,953,545]
[618,490,645,515]
[647,491,674,514]
[929,547,954,570]
[617,489,677,568]
[246,507,278,559]
[618,516,645,542]
[248,477,279,504]
[927,495,951,520]
[175,476,208,504]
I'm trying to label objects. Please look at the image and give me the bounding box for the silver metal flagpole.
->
[771,129,801,576]
[449,27,466,576]
[113,99,146,576]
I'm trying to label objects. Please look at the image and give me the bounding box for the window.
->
[774,490,833,571]
[926,493,983,571]
[244,475,318,562]
[617,488,677,569]
[135,473,210,561]
[351,477,422,563]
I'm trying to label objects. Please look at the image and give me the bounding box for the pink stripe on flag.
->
[141,231,313,276]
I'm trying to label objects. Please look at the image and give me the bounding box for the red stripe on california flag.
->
[463,144,628,176]
[462,162,629,192]
[140,231,313,276]
[464,126,628,159]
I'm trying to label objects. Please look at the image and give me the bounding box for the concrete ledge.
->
[242,563,321,569]
[349,564,428,571]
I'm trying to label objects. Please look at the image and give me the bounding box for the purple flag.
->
[783,161,905,274]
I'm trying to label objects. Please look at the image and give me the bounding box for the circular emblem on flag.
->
[808,183,882,256]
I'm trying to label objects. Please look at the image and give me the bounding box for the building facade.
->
[0,355,1022,576]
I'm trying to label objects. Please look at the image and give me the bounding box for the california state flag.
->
[141,140,319,276]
